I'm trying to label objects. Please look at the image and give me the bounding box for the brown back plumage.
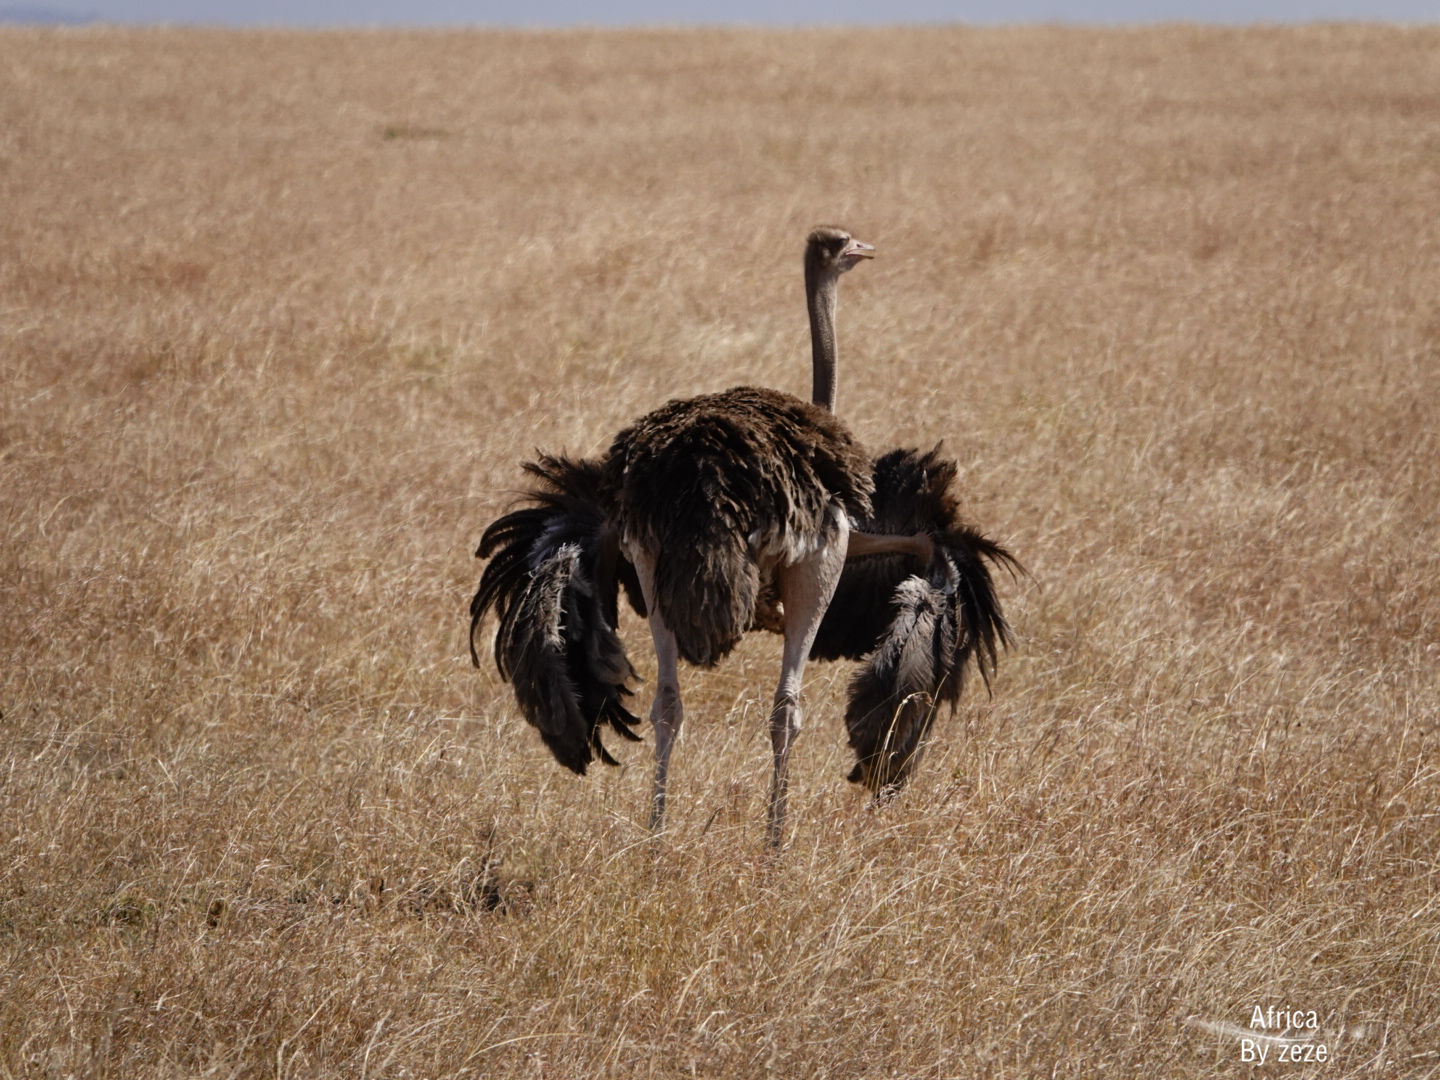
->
[604,385,873,667]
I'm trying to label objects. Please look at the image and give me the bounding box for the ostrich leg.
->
[632,552,685,831]
[645,613,684,831]
[767,508,850,848]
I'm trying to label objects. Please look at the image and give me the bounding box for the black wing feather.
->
[469,454,644,773]
[813,445,1020,792]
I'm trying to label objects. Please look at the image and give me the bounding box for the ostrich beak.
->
[842,239,875,260]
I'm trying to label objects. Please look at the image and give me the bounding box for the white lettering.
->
[1249,1040,1328,1063]
[1248,1004,1322,1032]
[1240,1039,1268,1064]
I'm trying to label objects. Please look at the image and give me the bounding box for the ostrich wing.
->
[811,446,1019,792]
[470,454,645,773]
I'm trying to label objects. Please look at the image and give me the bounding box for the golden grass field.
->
[3,21,1439,1078]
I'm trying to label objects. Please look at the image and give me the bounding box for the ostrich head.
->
[804,226,874,413]
[805,226,875,281]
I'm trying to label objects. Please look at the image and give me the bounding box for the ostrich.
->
[471,227,1015,845]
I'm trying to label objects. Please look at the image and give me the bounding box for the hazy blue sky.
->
[4,0,1440,26]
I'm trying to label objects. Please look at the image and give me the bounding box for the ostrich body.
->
[471,228,1014,845]
[603,386,867,839]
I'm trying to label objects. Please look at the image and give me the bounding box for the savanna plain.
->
[2,22,1439,1078]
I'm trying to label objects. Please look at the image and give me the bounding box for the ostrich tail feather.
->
[652,529,758,668]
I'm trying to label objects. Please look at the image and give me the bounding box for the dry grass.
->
[2,22,1439,1078]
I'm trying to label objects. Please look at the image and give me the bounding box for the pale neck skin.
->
[807,269,840,412]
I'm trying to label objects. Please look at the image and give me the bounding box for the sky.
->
[2,0,1439,25]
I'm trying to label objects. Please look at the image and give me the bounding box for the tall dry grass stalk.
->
[2,23,1438,1078]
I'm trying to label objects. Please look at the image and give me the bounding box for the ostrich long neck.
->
[807,270,840,412]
